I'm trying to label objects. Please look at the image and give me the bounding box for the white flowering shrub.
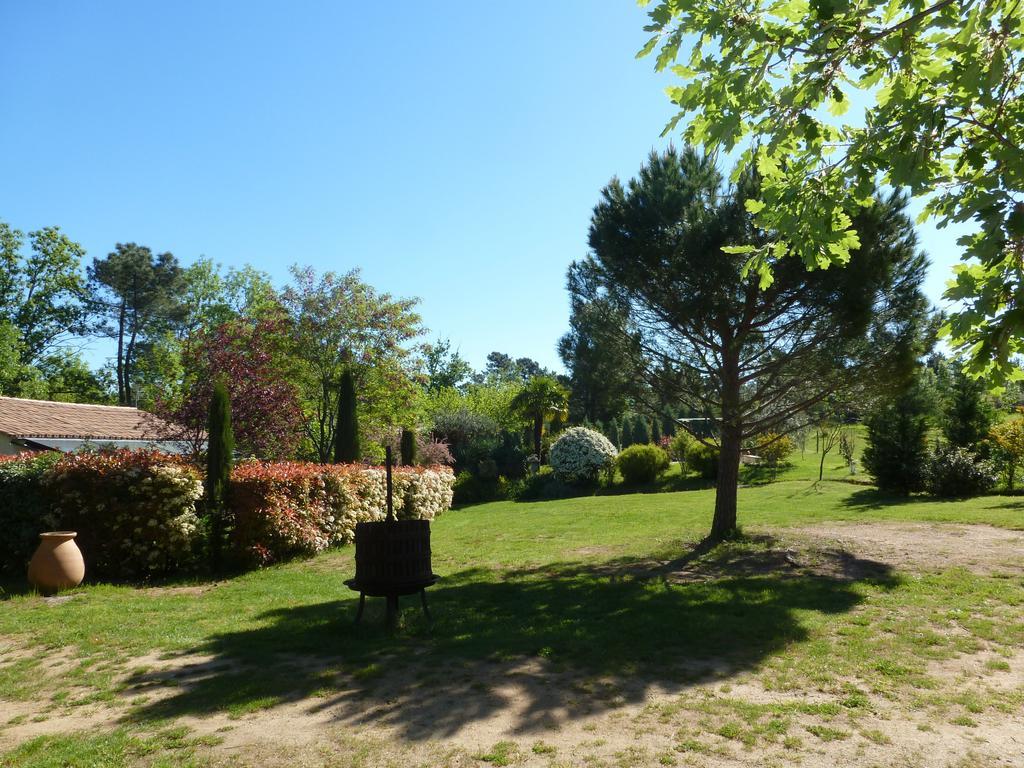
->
[549,427,618,485]
[230,461,455,566]
[44,450,204,579]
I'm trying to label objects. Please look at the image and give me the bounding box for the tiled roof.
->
[0,397,175,440]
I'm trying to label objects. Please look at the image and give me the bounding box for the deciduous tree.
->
[990,418,1024,489]
[156,318,302,459]
[0,221,87,365]
[422,338,472,392]
[639,0,1023,381]
[281,266,422,462]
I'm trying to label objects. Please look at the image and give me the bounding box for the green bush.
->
[0,452,61,575]
[687,443,719,480]
[452,471,511,506]
[752,433,795,466]
[923,446,997,498]
[668,432,693,467]
[616,444,670,485]
[510,469,577,501]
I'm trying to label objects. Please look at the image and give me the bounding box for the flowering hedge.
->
[45,450,204,579]
[0,450,455,579]
[0,452,63,574]
[229,461,455,567]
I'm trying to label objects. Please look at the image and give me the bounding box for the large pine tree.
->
[572,147,930,539]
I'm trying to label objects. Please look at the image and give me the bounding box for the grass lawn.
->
[1,452,1022,767]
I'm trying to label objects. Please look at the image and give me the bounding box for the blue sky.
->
[1,1,964,374]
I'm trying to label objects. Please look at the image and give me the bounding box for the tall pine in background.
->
[333,369,360,463]
[944,369,995,449]
[205,380,234,569]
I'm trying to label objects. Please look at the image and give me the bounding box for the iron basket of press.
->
[345,447,437,626]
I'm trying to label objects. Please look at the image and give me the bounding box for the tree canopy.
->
[281,266,423,462]
[639,0,1023,381]
[87,243,183,405]
[510,375,570,458]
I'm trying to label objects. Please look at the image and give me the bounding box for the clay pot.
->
[28,532,85,595]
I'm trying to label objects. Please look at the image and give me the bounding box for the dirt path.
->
[786,521,1024,576]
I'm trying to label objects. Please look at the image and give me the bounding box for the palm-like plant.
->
[510,376,569,459]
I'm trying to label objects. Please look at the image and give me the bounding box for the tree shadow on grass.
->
[839,487,970,510]
[122,537,897,740]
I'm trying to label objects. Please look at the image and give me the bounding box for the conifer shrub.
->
[863,385,930,494]
[400,427,417,466]
[205,381,234,568]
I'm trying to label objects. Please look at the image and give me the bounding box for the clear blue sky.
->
[1,1,964,374]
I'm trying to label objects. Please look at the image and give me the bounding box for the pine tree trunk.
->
[124,322,138,406]
[711,426,741,540]
[710,351,742,540]
[116,301,127,404]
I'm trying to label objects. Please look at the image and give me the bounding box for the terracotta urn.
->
[27,532,85,595]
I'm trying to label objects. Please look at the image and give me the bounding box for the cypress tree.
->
[651,416,662,445]
[620,415,633,448]
[400,427,417,466]
[608,419,620,448]
[205,380,234,570]
[633,416,652,445]
[333,369,360,463]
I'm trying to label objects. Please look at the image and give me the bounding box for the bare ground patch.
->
[782,522,1024,576]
